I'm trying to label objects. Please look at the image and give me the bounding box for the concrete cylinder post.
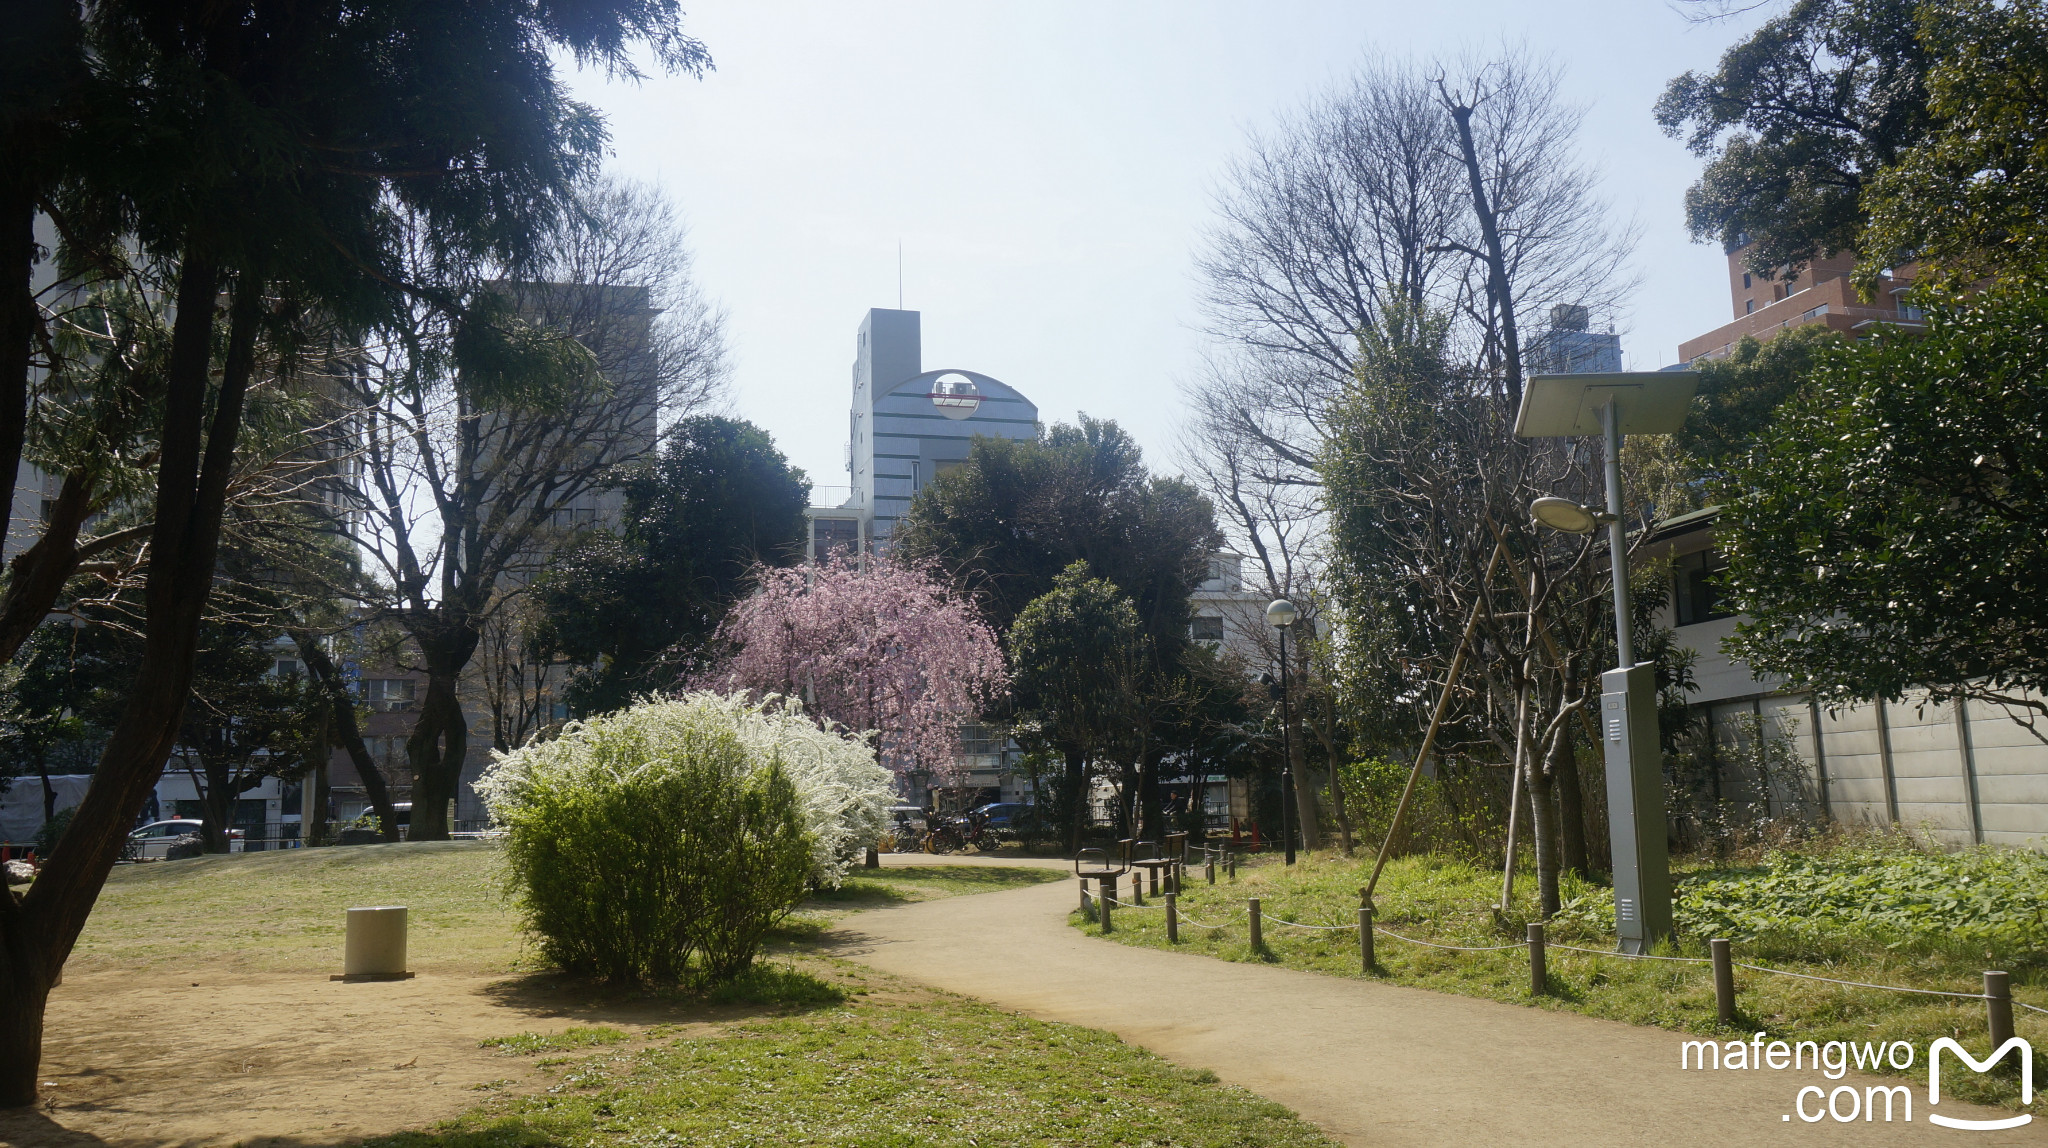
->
[1166,892,1179,944]
[1986,971,2014,1047]
[1711,939,1736,1025]
[1527,923,1547,997]
[1249,897,1263,951]
[340,906,411,981]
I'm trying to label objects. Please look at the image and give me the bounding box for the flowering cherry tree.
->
[700,554,1009,782]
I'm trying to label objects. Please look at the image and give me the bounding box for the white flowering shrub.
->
[671,691,896,888]
[477,697,812,984]
[476,692,896,984]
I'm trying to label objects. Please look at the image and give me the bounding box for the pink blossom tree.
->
[699,553,1009,784]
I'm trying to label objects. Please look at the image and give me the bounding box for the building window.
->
[362,678,417,712]
[1745,298,1755,314]
[273,658,304,679]
[1191,615,1225,643]
[550,507,598,528]
[813,517,859,556]
[957,723,1000,756]
[1673,549,1734,626]
[1742,272,1752,289]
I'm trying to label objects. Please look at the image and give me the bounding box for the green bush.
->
[479,701,815,985]
[1553,843,2048,954]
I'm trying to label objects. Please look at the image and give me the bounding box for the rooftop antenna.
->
[897,240,903,309]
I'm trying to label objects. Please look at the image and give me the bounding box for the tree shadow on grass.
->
[475,962,846,1027]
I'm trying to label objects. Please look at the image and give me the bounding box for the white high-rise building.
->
[808,308,1038,557]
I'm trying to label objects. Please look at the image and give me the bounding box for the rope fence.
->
[1075,868,2048,1044]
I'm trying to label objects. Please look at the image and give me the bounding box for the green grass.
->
[74,840,518,974]
[1078,850,2045,1114]
[77,845,1337,1145]
[480,1027,629,1055]
[371,979,1336,1148]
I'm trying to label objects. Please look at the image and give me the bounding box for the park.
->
[5,0,2048,1143]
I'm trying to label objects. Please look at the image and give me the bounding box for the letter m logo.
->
[1927,1037,2034,1131]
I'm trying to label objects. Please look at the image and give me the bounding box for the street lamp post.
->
[1515,371,1696,955]
[1267,598,1299,866]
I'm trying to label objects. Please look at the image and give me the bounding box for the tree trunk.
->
[406,667,469,842]
[0,468,96,666]
[1288,724,1322,851]
[1443,94,1526,410]
[292,633,399,842]
[0,254,251,1108]
[1063,747,1086,855]
[0,950,52,1110]
[1553,732,1589,874]
[1525,752,1561,919]
[0,178,34,572]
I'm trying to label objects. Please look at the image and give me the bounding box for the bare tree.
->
[1183,50,1643,884]
[331,177,725,841]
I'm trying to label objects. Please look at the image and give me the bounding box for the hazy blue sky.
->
[568,1,1766,491]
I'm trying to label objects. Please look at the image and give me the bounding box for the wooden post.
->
[1101,876,1116,934]
[1365,539,1507,904]
[1527,923,1547,996]
[1166,892,1179,944]
[1249,897,1262,951]
[864,845,879,869]
[1711,939,1736,1025]
[1206,858,1216,885]
[1986,971,2014,1047]
[1359,905,1375,973]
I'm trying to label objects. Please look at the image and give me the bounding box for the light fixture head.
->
[1529,496,1607,535]
[1265,598,1299,629]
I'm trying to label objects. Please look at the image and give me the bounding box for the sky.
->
[567,1,1768,493]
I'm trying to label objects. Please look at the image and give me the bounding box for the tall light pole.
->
[1516,371,1696,955]
[1267,598,1299,865]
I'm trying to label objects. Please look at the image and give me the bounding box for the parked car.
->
[127,819,243,860]
[968,802,1036,831]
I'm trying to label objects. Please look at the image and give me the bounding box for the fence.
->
[1076,872,2047,1046]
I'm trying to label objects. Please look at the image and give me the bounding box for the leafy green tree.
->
[1861,0,2048,284]
[1655,0,1932,274]
[1008,564,1150,852]
[536,416,808,716]
[1719,281,2048,734]
[0,0,710,1108]
[895,416,1219,654]
[1675,324,1841,471]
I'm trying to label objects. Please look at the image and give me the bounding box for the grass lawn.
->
[1075,849,2046,1114]
[74,845,1337,1146]
[370,960,1336,1148]
[74,840,522,975]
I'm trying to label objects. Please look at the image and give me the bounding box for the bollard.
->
[1132,875,1145,906]
[1149,866,1160,897]
[335,905,412,981]
[864,845,879,869]
[1101,877,1117,934]
[1206,859,1217,885]
[1166,892,1179,944]
[1249,897,1263,951]
[1986,971,2014,1047]
[1527,923,1547,997]
[1359,905,1375,973]
[1711,939,1736,1025]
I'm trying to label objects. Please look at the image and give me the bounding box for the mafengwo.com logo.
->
[1679,1033,2034,1129]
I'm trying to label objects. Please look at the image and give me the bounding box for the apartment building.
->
[1661,248,2047,849]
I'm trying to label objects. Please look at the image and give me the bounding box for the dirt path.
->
[832,866,2039,1147]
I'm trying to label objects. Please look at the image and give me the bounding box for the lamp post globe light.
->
[1266,598,1300,865]
[1514,371,1697,955]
